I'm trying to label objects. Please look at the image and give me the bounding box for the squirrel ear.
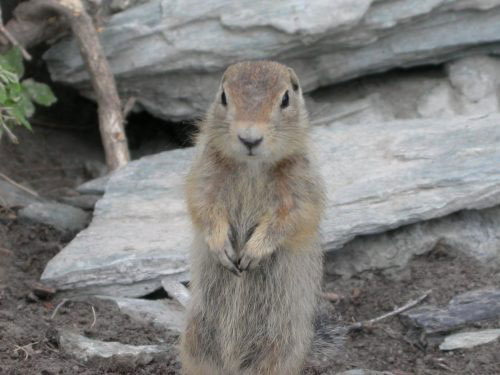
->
[287,67,300,92]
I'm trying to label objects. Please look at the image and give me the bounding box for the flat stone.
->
[326,206,500,278]
[439,329,500,350]
[59,194,101,210]
[100,297,184,333]
[0,180,43,208]
[19,202,89,233]
[58,330,169,365]
[41,114,500,296]
[319,114,500,250]
[76,175,110,195]
[401,289,500,335]
[44,0,500,121]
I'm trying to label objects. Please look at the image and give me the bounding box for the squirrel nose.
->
[238,135,263,150]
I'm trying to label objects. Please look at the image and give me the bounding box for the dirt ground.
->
[2,208,500,375]
[1,126,500,375]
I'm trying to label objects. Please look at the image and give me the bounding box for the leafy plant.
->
[0,47,57,143]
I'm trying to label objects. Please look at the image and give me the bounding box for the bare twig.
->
[0,23,32,60]
[13,345,30,360]
[2,0,130,170]
[347,290,431,332]
[13,341,39,360]
[50,298,68,319]
[122,96,137,120]
[90,305,96,328]
[0,172,39,197]
[40,0,130,170]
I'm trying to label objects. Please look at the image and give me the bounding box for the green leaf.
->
[7,81,22,100]
[0,48,24,77]
[0,84,6,103]
[22,79,57,107]
[9,104,32,130]
[18,90,36,118]
[0,67,18,85]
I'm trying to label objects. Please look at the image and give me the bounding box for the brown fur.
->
[181,61,325,375]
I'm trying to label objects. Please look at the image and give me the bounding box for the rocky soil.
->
[1,210,500,374]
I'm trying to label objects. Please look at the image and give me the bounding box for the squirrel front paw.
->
[238,243,273,272]
[211,238,241,276]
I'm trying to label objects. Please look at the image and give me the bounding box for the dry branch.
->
[44,0,130,170]
[50,298,68,319]
[2,0,130,171]
[0,22,32,60]
[0,172,39,197]
[347,289,431,332]
[90,305,97,328]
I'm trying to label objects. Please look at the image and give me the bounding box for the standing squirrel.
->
[180,61,326,375]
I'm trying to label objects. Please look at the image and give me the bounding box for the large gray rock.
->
[326,206,500,278]
[308,55,500,127]
[401,289,500,336]
[41,114,500,296]
[44,0,500,121]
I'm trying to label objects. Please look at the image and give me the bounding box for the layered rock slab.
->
[401,289,500,336]
[44,0,500,120]
[326,206,500,278]
[41,114,500,296]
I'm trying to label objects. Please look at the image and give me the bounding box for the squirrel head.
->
[204,61,309,163]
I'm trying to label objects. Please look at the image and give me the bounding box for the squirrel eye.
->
[221,91,227,106]
[280,91,289,109]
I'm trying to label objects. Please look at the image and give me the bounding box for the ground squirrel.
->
[180,61,325,375]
